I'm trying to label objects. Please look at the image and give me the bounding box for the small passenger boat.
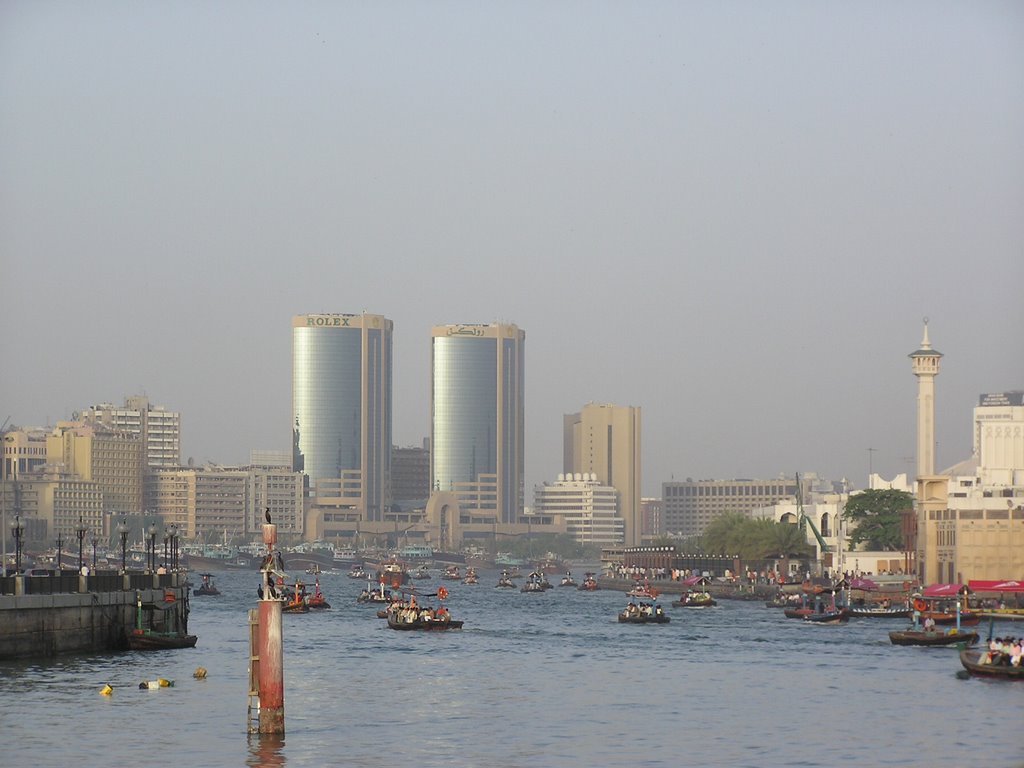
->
[347,565,368,579]
[957,648,1024,678]
[463,567,479,585]
[627,581,659,600]
[306,577,330,609]
[889,628,978,646]
[559,571,577,587]
[357,581,395,604]
[386,604,463,631]
[672,590,717,608]
[618,602,669,624]
[496,570,516,588]
[521,574,547,593]
[193,573,221,597]
[442,565,462,581]
[577,573,600,591]
[803,609,850,625]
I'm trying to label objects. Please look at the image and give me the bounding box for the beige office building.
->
[46,422,144,518]
[82,396,181,468]
[563,403,641,546]
[917,390,1024,583]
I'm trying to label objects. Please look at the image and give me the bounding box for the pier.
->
[0,570,191,660]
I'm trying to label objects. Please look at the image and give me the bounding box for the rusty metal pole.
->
[257,521,284,734]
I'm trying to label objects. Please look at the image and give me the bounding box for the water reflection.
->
[247,734,286,768]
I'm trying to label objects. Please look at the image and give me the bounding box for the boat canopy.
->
[849,577,878,591]
[967,579,1024,593]
[681,575,710,587]
[922,583,968,597]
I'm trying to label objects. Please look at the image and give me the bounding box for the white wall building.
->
[534,473,624,546]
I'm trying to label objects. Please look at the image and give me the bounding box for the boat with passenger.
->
[627,581,659,600]
[618,601,669,624]
[954,651,1019,679]
[671,575,716,607]
[914,584,981,626]
[577,573,600,591]
[386,603,463,631]
[357,580,395,604]
[193,573,221,597]
[521,573,547,593]
[889,592,979,645]
[462,567,479,585]
[496,571,516,588]
[559,571,577,587]
[347,564,367,579]
[969,579,1024,621]
[442,564,462,581]
[412,564,432,580]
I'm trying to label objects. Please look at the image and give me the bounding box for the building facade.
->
[82,396,181,468]
[46,422,145,519]
[662,477,800,538]
[292,313,393,521]
[919,390,1024,583]
[534,473,624,546]
[431,322,525,524]
[391,441,430,510]
[563,403,641,546]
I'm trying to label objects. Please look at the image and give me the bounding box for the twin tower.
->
[291,314,524,523]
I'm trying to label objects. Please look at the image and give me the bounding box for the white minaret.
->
[909,318,942,477]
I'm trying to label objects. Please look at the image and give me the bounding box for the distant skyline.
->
[2,3,1022,497]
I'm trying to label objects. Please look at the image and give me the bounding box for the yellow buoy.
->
[158,678,174,687]
[193,666,208,679]
[100,684,113,696]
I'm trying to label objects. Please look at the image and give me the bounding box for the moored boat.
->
[127,592,197,651]
[847,605,912,619]
[803,609,850,624]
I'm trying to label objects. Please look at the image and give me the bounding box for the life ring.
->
[437,586,449,600]
[913,598,927,612]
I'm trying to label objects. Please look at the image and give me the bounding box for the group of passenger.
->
[390,598,451,625]
[980,636,1023,667]
[622,601,665,618]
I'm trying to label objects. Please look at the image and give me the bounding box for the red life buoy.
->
[913,598,927,612]
[437,586,448,600]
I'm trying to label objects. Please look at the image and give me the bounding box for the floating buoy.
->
[193,666,208,680]
[139,678,174,689]
[100,684,113,696]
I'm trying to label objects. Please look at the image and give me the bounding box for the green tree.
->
[842,489,913,551]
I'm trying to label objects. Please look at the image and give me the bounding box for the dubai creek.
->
[3,569,1021,768]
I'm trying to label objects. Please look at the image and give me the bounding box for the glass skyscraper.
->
[292,313,392,520]
[431,322,525,524]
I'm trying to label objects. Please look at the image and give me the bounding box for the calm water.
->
[2,568,1022,768]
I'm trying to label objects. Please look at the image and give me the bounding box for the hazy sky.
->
[2,2,1022,497]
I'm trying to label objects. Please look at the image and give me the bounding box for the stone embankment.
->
[0,571,190,660]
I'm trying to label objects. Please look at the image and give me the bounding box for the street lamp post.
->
[76,517,87,571]
[56,532,63,570]
[117,518,129,572]
[168,525,178,570]
[10,515,24,573]
[147,523,158,572]
[163,531,169,570]
[91,535,99,570]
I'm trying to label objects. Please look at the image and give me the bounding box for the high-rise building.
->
[431,322,525,524]
[82,396,181,468]
[563,403,642,546]
[292,313,392,521]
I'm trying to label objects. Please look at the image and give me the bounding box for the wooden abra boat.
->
[958,648,1024,679]
[803,609,849,625]
[847,605,912,619]
[193,573,221,596]
[619,602,669,623]
[127,593,197,650]
[577,573,599,591]
[889,628,978,646]
[386,605,463,631]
